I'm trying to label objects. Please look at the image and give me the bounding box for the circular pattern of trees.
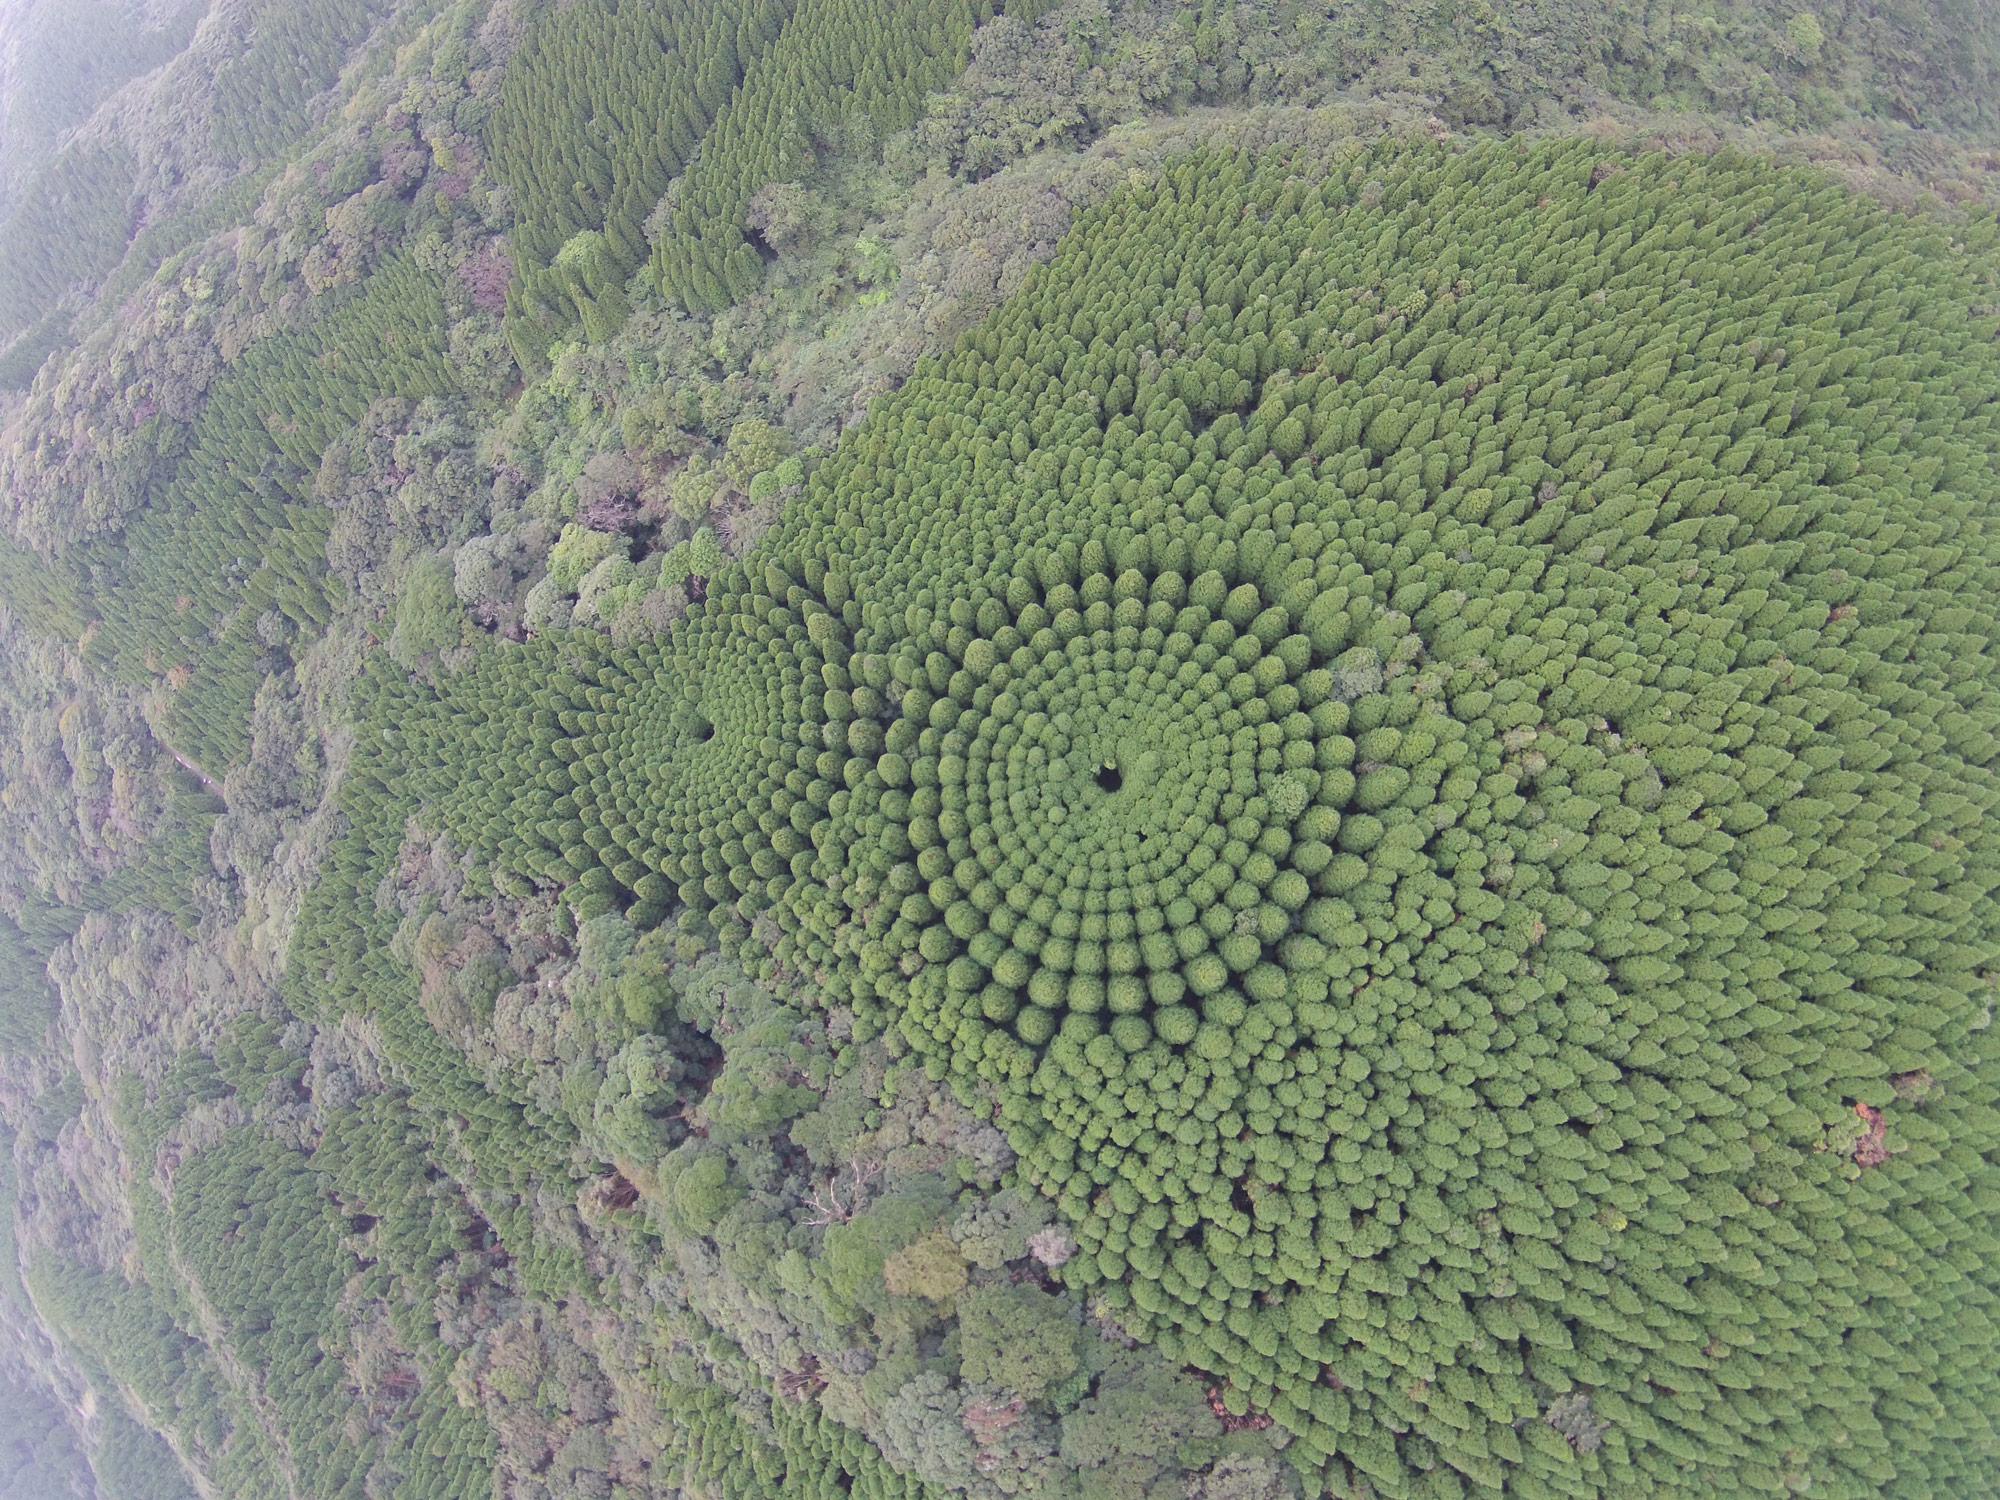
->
[317,139,2000,1499]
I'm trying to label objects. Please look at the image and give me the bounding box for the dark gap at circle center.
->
[1096,763,1122,792]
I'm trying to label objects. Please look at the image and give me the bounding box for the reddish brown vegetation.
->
[1205,1385,1272,1433]
[777,1356,824,1402]
[1853,1101,1890,1168]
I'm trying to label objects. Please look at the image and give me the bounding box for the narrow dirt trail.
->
[163,743,224,798]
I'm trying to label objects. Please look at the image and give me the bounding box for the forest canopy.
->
[0,4,1995,1500]
[292,139,2000,1500]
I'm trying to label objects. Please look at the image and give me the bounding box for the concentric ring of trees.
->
[306,140,2000,1499]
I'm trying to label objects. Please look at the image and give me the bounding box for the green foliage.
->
[957,1280,1079,1400]
[724,418,789,490]
[662,1142,748,1235]
[546,523,622,593]
[486,0,793,363]
[917,0,2000,180]
[881,1230,969,1301]
[94,160,288,324]
[594,1032,703,1163]
[493,0,1051,339]
[0,535,85,638]
[0,914,56,1054]
[91,1402,199,1500]
[303,140,2000,1499]
[655,526,725,588]
[660,1378,958,1500]
[0,0,200,182]
[0,305,73,392]
[16,0,2000,1491]
[79,253,457,769]
[704,1002,824,1140]
[0,141,136,341]
[823,1176,957,1315]
[25,1250,251,1490]
[0,1365,96,1500]
[1786,10,1827,60]
[1059,1349,1222,1500]
[616,936,677,1027]
[106,1034,503,1500]
[390,554,465,666]
[876,1369,981,1489]
[950,1184,1051,1268]
[673,454,726,521]
[207,0,399,165]
[650,0,1025,312]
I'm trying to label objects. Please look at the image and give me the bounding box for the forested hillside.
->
[0,4,1995,1499]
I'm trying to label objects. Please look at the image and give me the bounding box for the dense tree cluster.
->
[485,0,792,365]
[0,616,224,939]
[26,1247,250,1490]
[0,536,85,638]
[0,142,137,343]
[0,0,402,385]
[8,2,2000,1496]
[303,140,2000,1499]
[206,0,402,165]
[77,253,459,769]
[480,0,2000,334]
[487,0,1048,333]
[916,0,2000,188]
[41,1010,520,1500]
[169,1124,383,1491]
[288,804,589,1295]
[0,0,199,201]
[0,915,56,1054]
[0,1363,91,1498]
[648,0,1029,313]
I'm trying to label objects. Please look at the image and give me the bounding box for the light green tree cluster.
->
[293,140,2000,1500]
